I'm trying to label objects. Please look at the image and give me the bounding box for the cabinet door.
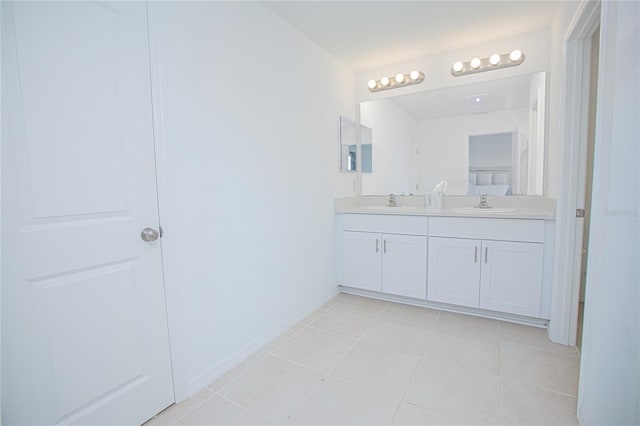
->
[342,231,382,291]
[427,237,481,307]
[479,241,543,317]
[382,234,428,299]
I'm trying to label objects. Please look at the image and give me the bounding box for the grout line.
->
[208,350,270,394]
[325,337,361,378]
[499,339,581,358]
[536,384,579,399]
[213,390,278,425]
[306,323,364,341]
[167,390,218,425]
[269,352,337,378]
[390,351,423,425]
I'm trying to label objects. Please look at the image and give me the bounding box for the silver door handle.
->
[474,246,478,263]
[141,227,159,242]
[485,247,488,264]
[375,239,379,253]
[383,240,387,254]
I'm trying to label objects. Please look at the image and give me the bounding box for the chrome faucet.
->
[478,193,492,209]
[387,194,397,207]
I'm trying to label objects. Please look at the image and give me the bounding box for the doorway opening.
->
[577,26,600,351]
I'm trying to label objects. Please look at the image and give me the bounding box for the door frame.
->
[548,0,601,346]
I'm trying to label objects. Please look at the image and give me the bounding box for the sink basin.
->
[364,205,417,211]
[453,207,517,214]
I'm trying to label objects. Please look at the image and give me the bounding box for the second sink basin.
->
[453,207,517,214]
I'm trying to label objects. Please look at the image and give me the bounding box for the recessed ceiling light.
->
[467,94,491,106]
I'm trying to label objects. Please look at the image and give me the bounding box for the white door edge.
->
[548,0,601,346]
[145,2,189,403]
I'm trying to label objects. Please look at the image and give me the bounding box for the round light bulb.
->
[509,49,522,62]
[410,70,420,80]
[470,57,482,69]
[452,61,464,72]
[489,54,501,65]
[368,79,377,89]
[395,73,405,83]
[475,97,481,103]
[380,76,390,86]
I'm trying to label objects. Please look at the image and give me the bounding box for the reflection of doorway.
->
[577,26,600,351]
[467,132,514,196]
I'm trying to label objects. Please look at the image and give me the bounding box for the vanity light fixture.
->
[509,49,523,61]
[450,49,525,76]
[368,70,425,92]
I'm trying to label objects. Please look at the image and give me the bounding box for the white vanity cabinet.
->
[342,231,382,292]
[341,215,428,299]
[478,240,543,316]
[427,237,482,308]
[427,217,545,317]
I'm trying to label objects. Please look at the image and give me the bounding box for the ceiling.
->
[387,73,533,120]
[263,1,561,72]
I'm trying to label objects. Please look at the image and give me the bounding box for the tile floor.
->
[147,293,580,425]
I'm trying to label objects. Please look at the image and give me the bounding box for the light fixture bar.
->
[368,70,425,92]
[450,50,525,77]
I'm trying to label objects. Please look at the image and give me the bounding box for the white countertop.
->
[335,195,556,220]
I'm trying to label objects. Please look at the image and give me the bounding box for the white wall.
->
[148,2,355,396]
[578,1,639,423]
[548,1,582,198]
[417,109,528,195]
[360,100,417,194]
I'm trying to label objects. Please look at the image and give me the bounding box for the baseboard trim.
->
[340,286,549,328]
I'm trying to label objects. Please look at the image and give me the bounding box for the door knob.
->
[140,227,159,242]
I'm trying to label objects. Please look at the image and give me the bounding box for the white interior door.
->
[1,2,174,424]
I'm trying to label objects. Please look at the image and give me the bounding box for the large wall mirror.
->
[359,71,547,196]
